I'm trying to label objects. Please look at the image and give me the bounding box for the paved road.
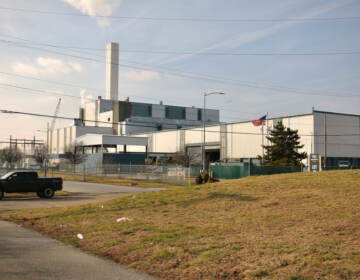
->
[0,181,164,211]
[0,220,157,280]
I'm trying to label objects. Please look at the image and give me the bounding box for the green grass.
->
[1,170,360,279]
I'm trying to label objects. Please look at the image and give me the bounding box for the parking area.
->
[0,181,164,211]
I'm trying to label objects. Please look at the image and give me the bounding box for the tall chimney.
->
[105,42,119,100]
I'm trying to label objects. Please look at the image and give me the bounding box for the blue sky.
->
[0,0,359,140]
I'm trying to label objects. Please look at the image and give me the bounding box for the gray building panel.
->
[100,99,114,113]
[152,104,165,118]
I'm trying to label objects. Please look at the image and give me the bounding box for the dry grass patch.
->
[42,172,179,189]
[1,170,360,279]
[4,190,70,198]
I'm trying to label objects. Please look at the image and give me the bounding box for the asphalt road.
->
[0,181,164,211]
[0,220,157,280]
[0,181,163,279]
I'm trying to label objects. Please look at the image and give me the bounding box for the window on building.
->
[197,109,202,121]
[165,106,185,120]
[182,108,186,120]
[132,102,152,117]
[157,125,162,131]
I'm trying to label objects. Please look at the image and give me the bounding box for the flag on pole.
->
[251,115,267,126]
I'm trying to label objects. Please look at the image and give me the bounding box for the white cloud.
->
[126,70,161,81]
[12,57,83,77]
[12,63,40,76]
[62,0,122,27]
[69,62,83,72]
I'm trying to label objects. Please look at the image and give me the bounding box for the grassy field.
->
[3,190,70,198]
[42,172,181,189]
[1,170,360,279]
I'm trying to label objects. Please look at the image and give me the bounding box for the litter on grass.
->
[77,233,84,240]
[60,224,67,228]
[116,217,133,223]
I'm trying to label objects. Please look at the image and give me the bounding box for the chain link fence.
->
[51,163,202,186]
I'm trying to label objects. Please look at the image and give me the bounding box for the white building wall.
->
[66,127,72,149]
[58,129,65,155]
[98,111,113,128]
[152,130,179,153]
[226,115,313,160]
[226,122,263,159]
[314,112,360,157]
[185,125,221,145]
[49,126,113,154]
[83,101,96,126]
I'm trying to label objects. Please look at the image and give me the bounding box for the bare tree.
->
[170,150,199,167]
[0,147,23,169]
[63,141,85,165]
[33,145,48,167]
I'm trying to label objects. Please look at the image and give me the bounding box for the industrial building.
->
[48,42,219,163]
[48,42,360,169]
[133,110,360,168]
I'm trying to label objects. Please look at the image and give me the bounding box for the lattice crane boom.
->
[50,98,61,133]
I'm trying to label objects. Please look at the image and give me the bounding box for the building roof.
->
[76,134,148,146]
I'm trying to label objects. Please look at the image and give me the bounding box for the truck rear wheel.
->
[42,187,54,199]
[0,188,4,200]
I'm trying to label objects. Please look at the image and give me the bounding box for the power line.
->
[1,6,359,22]
[1,39,359,99]
[2,33,359,56]
[0,80,356,128]
[1,109,360,137]
[0,82,91,101]
[0,71,104,93]
[0,77,262,119]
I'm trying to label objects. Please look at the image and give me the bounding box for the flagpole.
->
[261,125,264,164]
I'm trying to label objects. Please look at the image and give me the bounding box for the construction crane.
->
[48,98,61,155]
[50,98,61,133]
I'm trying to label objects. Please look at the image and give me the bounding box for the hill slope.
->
[1,170,360,279]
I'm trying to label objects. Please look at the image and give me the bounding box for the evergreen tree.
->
[261,121,307,166]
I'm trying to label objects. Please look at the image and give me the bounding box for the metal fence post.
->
[44,160,47,177]
[188,167,191,186]
[82,163,86,182]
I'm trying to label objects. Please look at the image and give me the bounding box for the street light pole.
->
[202,91,225,173]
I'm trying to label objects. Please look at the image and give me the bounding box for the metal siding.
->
[314,112,360,157]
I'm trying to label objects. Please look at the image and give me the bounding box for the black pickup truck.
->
[0,171,63,200]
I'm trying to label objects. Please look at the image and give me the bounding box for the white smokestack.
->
[105,42,119,100]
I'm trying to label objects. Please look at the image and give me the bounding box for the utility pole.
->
[202,91,225,172]
[324,113,327,170]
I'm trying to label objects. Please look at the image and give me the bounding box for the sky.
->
[0,0,359,142]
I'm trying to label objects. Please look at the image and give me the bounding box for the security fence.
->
[1,163,358,185]
[210,164,302,180]
[53,163,202,186]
